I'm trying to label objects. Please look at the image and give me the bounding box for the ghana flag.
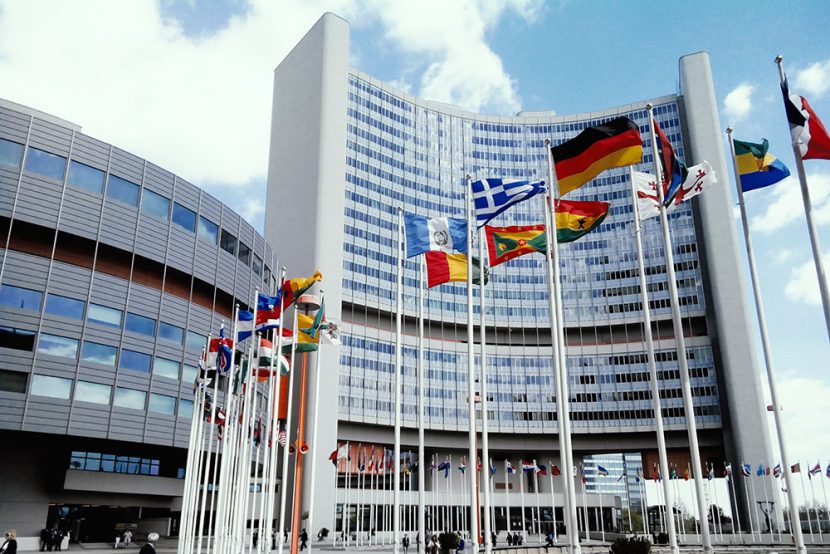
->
[424,252,487,288]
[555,199,609,243]
[733,138,790,192]
[551,117,642,196]
[484,224,547,267]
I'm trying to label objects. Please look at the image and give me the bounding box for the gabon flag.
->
[551,116,643,196]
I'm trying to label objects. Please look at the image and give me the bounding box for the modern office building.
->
[583,453,645,513]
[265,13,773,538]
[0,98,277,547]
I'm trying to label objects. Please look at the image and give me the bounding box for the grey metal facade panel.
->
[0,171,19,216]
[59,193,103,240]
[116,372,152,388]
[15,174,62,225]
[28,119,73,153]
[135,218,170,260]
[172,180,200,212]
[109,147,144,183]
[143,163,175,196]
[76,367,118,383]
[89,274,130,306]
[100,202,139,250]
[199,192,222,223]
[70,134,110,168]
[192,245,216,283]
[0,108,32,141]
[166,228,196,272]
[47,262,92,294]
[2,251,50,287]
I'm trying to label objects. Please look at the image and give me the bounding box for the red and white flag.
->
[783,77,830,160]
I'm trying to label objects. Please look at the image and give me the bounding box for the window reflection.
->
[31,375,72,399]
[38,333,79,359]
[75,380,111,405]
[24,147,66,180]
[67,161,105,193]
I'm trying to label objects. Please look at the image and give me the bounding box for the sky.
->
[1,0,829,511]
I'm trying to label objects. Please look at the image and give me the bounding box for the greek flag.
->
[470,178,546,227]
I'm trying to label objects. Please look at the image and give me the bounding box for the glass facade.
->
[338,74,719,433]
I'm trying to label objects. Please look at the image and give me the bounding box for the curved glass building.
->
[266,14,773,536]
[0,98,276,546]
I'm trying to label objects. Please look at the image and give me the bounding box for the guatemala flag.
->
[403,213,467,258]
[470,178,546,227]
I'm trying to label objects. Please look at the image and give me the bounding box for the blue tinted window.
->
[158,322,183,344]
[106,175,140,206]
[149,393,176,415]
[125,312,155,336]
[182,364,199,383]
[114,387,146,410]
[24,147,66,180]
[81,341,117,366]
[0,284,42,311]
[120,349,151,373]
[172,203,196,232]
[0,138,24,168]
[31,375,72,399]
[38,333,79,359]
[179,399,194,418]
[141,189,170,220]
[67,161,105,193]
[87,303,122,327]
[75,381,111,405]
[153,357,180,380]
[198,216,218,244]
[45,293,85,320]
[185,331,206,353]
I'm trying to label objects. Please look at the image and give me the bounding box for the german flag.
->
[484,224,547,267]
[424,252,487,288]
[555,199,609,243]
[551,117,642,195]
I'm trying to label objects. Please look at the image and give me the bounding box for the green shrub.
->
[609,536,652,554]
[438,532,460,554]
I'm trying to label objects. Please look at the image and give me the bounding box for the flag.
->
[458,458,467,474]
[300,298,326,339]
[782,76,830,160]
[367,456,375,473]
[733,138,791,192]
[633,171,662,221]
[581,468,587,485]
[596,465,609,477]
[708,467,715,481]
[741,463,752,477]
[809,462,821,477]
[635,468,642,483]
[277,424,287,447]
[826,463,830,478]
[437,460,451,478]
[724,463,733,478]
[652,117,686,205]
[774,464,783,478]
[616,472,626,482]
[555,199,609,243]
[328,442,349,466]
[664,160,717,209]
[484,224,546,267]
[505,460,515,475]
[551,116,643,196]
[757,464,765,477]
[490,461,497,476]
[424,251,487,288]
[403,213,467,258]
[255,338,290,380]
[791,462,801,473]
[470,178,547,227]
[253,417,262,447]
[358,450,366,473]
[684,467,690,481]
[203,330,234,375]
[765,466,771,477]
[551,465,561,476]
[430,456,436,472]
[236,310,284,343]
[670,467,678,480]
[521,460,537,473]
[536,464,548,476]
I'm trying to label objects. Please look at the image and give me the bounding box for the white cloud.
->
[772,248,797,265]
[750,170,830,234]
[784,252,830,306]
[723,82,756,123]
[794,60,830,99]
[0,0,536,221]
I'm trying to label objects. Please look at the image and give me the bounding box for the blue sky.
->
[1,0,829,498]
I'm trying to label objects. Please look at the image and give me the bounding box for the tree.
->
[622,508,645,533]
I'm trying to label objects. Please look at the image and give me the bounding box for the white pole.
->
[549,465,557,542]
[581,469,589,543]
[519,466,527,541]
[543,141,581,554]
[255,339,274,554]
[820,464,830,540]
[416,258,427,553]
[215,305,240,554]
[630,164,680,550]
[505,463,511,536]
[688,464,700,542]
[597,474,605,543]
[463,176,479,554]
[265,273,286,553]
[646,104,713,554]
[447,455,452,532]
[203,332,226,554]
[726,127,807,552]
[810,473,823,542]
[775,55,830,341]
[478,232,493,554]
[394,207,404,554]
[357,447,363,546]
[533,461,542,545]
[277,309,299,554]
[800,465,815,542]
[179,364,206,554]
[305,290,325,553]
[640,476,649,537]
[345,445,351,547]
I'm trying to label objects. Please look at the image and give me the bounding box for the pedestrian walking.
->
[299,529,308,551]
[402,533,410,554]
[139,533,158,554]
[0,530,17,554]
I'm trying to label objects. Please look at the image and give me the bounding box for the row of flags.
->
[739,461,830,479]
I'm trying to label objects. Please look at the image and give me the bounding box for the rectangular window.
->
[24,147,67,181]
[125,312,156,337]
[198,216,218,245]
[149,393,176,415]
[0,284,43,311]
[75,380,111,405]
[158,322,184,344]
[0,138,24,168]
[140,189,170,220]
[179,399,194,418]
[181,364,198,383]
[252,255,262,277]
[67,161,105,194]
[0,369,27,393]
[220,229,237,255]
[106,175,140,206]
[114,387,146,410]
[238,241,251,265]
[172,203,196,232]
[120,349,152,373]
[87,303,122,327]
[31,374,72,399]
[185,331,206,353]
[0,325,36,351]
[153,357,180,380]
[81,341,117,366]
[38,333,79,359]
[45,293,85,320]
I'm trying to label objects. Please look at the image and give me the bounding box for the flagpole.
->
[266,269,287,553]
[640,475,649,537]
[774,55,830,340]
[543,140,581,554]
[820,464,830,539]
[581,466,589,542]
[505,462,511,537]
[476,231,493,554]
[447,455,452,532]
[519,464,527,541]
[725,127,807,552]
[203,329,226,554]
[749,470,760,542]
[533,460,542,545]
[548,465,557,542]
[215,305,240,554]
[392,206,404,554]
[645,104,713,553]
[179,360,206,554]
[711,469,723,542]
[345,444,352,546]
[727,466,743,541]
[798,464,815,542]
[597,473,605,543]
[809,472,823,542]
[278,308,299,554]
[256,332,275,554]
[462,176,480,554]
[627,166,680,550]
[415,258,427,553]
